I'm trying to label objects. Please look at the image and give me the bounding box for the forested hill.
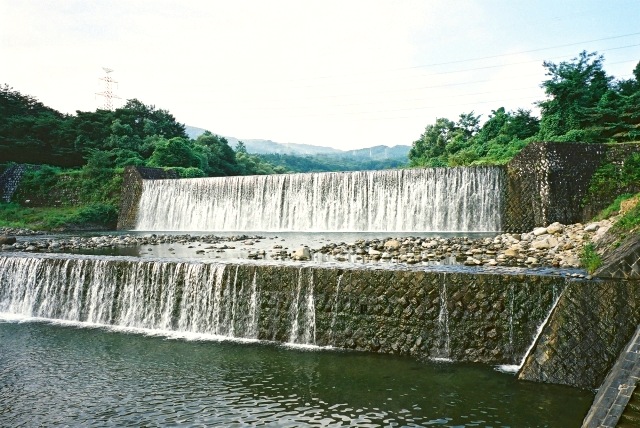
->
[0,89,284,176]
[408,51,640,167]
[185,125,411,172]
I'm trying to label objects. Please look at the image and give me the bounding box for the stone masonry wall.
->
[229,264,567,364]
[518,278,640,390]
[116,166,178,230]
[504,142,640,232]
[0,164,40,203]
[503,142,607,232]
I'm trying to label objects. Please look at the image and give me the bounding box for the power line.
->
[225,32,640,87]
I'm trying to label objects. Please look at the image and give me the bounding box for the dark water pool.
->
[0,320,592,427]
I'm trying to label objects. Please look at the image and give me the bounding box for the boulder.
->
[0,235,16,245]
[504,247,519,257]
[546,222,565,235]
[292,246,311,261]
[383,239,401,250]
[584,223,600,232]
[533,227,548,236]
[531,237,558,250]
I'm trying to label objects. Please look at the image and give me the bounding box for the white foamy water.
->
[135,167,504,232]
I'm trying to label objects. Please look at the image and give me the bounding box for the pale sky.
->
[2,1,639,150]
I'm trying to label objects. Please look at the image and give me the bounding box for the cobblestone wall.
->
[0,164,39,203]
[504,142,640,232]
[503,142,607,232]
[116,166,178,230]
[518,278,640,390]
[238,264,567,364]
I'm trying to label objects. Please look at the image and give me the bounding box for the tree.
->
[408,117,457,167]
[0,85,79,165]
[537,51,612,140]
[194,132,239,176]
[148,137,203,169]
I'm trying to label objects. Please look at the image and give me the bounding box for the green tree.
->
[148,137,203,169]
[537,51,612,141]
[408,117,457,167]
[194,132,239,176]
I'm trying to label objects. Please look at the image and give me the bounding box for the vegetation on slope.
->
[409,51,640,167]
[0,88,288,230]
[254,153,406,173]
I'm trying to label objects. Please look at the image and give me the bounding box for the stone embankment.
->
[314,219,614,271]
[0,232,265,253]
[0,218,615,273]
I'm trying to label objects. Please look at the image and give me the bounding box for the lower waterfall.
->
[134,166,504,232]
[0,253,566,364]
[0,254,284,342]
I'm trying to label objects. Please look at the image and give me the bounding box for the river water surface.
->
[0,318,592,427]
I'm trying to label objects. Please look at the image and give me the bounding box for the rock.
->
[368,248,382,256]
[546,222,564,235]
[292,246,311,261]
[584,223,600,232]
[1,244,14,251]
[504,247,519,257]
[25,245,37,252]
[383,239,401,250]
[526,257,538,264]
[0,235,16,245]
[533,227,548,236]
[531,237,558,250]
[562,255,581,267]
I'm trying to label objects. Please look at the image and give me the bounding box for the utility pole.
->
[96,67,120,110]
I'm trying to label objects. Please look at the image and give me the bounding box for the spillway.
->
[0,253,563,363]
[134,167,504,232]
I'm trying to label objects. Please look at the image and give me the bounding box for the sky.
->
[1,1,640,151]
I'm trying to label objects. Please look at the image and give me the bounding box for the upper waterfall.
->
[135,167,504,232]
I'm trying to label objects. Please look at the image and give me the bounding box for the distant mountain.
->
[184,125,410,161]
[184,125,208,140]
[337,145,411,161]
[242,140,341,156]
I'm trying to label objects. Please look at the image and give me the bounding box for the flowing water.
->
[0,319,592,427]
[135,167,504,232]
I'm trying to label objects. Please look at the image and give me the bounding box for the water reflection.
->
[0,320,592,427]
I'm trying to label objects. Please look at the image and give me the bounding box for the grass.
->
[594,193,634,220]
[0,202,117,231]
[580,243,603,274]
[612,199,640,234]
[2,165,123,231]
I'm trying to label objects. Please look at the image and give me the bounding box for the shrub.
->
[580,244,602,273]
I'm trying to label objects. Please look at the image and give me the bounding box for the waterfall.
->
[135,167,504,232]
[0,254,262,340]
[289,270,303,344]
[288,268,316,345]
[329,273,344,345]
[497,284,565,373]
[435,273,451,360]
[247,271,259,338]
[303,273,316,345]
